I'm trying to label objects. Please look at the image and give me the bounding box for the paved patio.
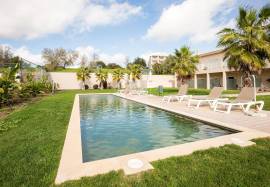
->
[117,94,270,133]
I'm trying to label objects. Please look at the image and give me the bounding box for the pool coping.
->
[55,93,270,184]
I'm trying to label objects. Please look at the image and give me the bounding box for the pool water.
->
[80,94,232,162]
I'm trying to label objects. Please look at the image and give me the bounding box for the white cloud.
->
[0,0,85,39]
[13,47,43,65]
[75,46,97,60]
[75,46,128,67]
[0,0,141,39]
[6,45,128,68]
[145,0,234,43]
[99,53,127,67]
[80,2,142,31]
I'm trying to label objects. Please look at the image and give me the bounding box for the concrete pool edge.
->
[55,93,270,184]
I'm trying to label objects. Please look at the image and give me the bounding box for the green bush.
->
[21,76,53,97]
[0,79,20,106]
[0,74,53,108]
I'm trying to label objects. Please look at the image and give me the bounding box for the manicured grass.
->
[148,87,240,96]
[257,95,270,111]
[52,68,80,72]
[52,68,124,73]
[0,89,116,187]
[61,138,270,187]
[0,89,269,187]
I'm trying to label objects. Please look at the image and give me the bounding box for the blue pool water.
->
[80,94,232,162]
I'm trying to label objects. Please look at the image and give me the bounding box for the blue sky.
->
[0,0,268,66]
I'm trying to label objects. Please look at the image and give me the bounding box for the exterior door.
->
[197,78,207,89]
[210,78,221,88]
[227,77,237,90]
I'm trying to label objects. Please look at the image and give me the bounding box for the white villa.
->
[194,49,270,90]
[148,49,270,90]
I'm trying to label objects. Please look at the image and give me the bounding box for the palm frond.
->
[259,4,270,22]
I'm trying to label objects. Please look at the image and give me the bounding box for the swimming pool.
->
[80,94,232,162]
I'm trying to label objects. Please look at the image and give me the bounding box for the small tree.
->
[96,61,106,68]
[217,5,270,86]
[152,63,162,75]
[133,57,147,68]
[107,63,121,69]
[42,48,78,70]
[42,48,63,71]
[95,69,108,89]
[128,64,142,82]
[162,56,175,74]
[0,45,13,64]
[171,46,199,86]
[76,67,91,90]
[113,69,124,88]
[80,55,89,67]
[62,50,78,69]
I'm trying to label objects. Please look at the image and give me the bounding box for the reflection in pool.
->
[80,94,232,162]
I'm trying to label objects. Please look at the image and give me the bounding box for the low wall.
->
[145,75,175,88]
[48,72,176,90]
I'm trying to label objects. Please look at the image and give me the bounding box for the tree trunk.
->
[98,81,102,89]
[117,81,121,89]
[243,72,252,87]
[176,75,183,88]
[103,81,107,89]
[82,81,85,90]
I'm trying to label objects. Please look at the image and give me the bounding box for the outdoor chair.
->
[214,87,264,114]
[187,87,227,108]
[162,84,191,103]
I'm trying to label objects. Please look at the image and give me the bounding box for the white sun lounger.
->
[187,87,227,108]
[162,84,191,103]
[214,87,264,114]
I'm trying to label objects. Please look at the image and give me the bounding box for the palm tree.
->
[1,62,20,81]
[112,68,124,89]
[217,5,270,86]
[95,69,108,89]
[171,46,199,86]
[127,64,142,82]
[76,67,91,90]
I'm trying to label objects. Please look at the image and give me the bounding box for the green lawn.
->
[147,87,270,111]
[51,68,124,73]
[148,87,240,96]
[0,89,270,187]
[52,68,80,72]
[257,95,270,111]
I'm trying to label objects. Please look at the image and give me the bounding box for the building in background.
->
[147,49,270,90]
[148,53,167,69]
[189,49,270,90]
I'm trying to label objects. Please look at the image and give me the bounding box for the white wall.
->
[48,72,176,90]
[198,52,225,73]
[49,72,81,89]
[143,75,175,88]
